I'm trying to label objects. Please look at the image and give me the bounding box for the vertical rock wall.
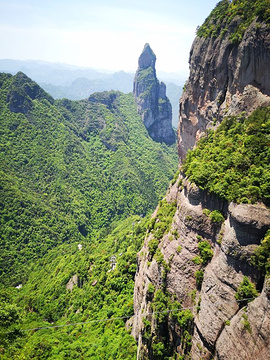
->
[133,44,175,145]
[132,12,270,360]
[178,20,270,161]
[132,177,270,359]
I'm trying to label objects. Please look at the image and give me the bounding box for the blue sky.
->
[0,0,218,77]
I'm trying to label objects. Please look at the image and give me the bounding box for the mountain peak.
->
[133,45,175,145]
[138,43,156,69]
[6,71,54,114]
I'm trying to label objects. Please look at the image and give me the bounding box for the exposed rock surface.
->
[132,12,270,360]
[133,44,175,145]
[66,274,78,292]
[132,177,270,359]
[178,19,270,160]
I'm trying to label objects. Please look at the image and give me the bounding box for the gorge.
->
[0,1,269,359]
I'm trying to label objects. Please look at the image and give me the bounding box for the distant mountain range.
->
[0,59,183,127]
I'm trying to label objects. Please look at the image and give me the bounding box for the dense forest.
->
[183,107,270,206]
[1,1,270,358]
[0,72,178,358]
[196,0,270,42]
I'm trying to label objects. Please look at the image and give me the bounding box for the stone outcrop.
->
[178,19,270,160]
[133,44,175,145]
[132,9,270,360]
[66,274,78,292]
[132,177,270,359]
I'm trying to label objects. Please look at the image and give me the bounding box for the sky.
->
[0,0,219,78]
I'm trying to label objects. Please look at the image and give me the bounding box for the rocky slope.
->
[133,44,175,145]
[132,178,270,359]
[132,2,270,359]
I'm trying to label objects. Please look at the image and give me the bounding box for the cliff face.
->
[132,6,270,360]
[132,178,270,359]
[133,44,175,145]
[178,18,270,160]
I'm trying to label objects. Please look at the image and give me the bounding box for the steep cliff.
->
[178,0,270,160]
[132,178,270,359]
[132,1,270,359]
[133,44,175,145]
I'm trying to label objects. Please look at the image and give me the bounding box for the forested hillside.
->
[183,107,270,206]
[0,72,178,358]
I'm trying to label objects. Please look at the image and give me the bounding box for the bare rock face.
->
[66,274,78,292]
[132,9,270,360]
[133,44,175,145]
[132,177,270,359]
[178,20,270,160]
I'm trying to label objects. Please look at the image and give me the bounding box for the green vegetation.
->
[147,283,155,295]
[171,168,180,185]
[148,199,177,240]
[203,208,225,223]
[148,238,159,257]
[197,0,270,43]
[198,241,214,265]
[152,289,169,324]
[142,290,194,359]
[193,240,213,291]
[251,230,270,275]
[209,210,225,223]
[136,66,158,100]
[183,107,270,206]
[0,72,178,285]
[242,313,252,333]
[195,270,204,289]
[170,305,194,356]
[0,72,179,358]
[0,215,148,359]
[192,256,203,265]
[235,276,258,307]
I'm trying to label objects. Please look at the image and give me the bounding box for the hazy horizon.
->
[0,0,219,78]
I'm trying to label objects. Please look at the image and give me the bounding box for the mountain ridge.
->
[0,58,183,128]
[0,71,178,286]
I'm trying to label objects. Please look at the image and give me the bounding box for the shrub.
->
[171,169,180,185]
[251,230,270,274]
[242,313,251,333]
[152,341,165,358]
[152,290,169,323]
[235,276,258,307]
[151,200,177,240]
[154,248,164,265]
[192,256,203,265]
[148,238,159,257]
[147,283,155,295]
[195,270,204,289]
[203,209,211,217]
[209,210,224,223]
[198,241,213,264]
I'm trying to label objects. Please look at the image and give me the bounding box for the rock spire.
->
[133,44,175,145]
